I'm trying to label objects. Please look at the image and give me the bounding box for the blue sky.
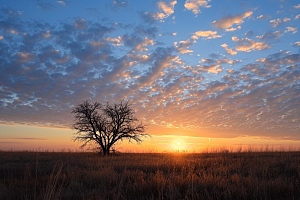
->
[0,0,300,151]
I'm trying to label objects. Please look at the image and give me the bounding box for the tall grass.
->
[0,150,299,199]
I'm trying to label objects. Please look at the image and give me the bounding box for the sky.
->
[0,0,300,152]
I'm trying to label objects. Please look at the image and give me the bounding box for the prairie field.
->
[0,150,300,200]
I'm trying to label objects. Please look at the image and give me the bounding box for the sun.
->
[177,142,181,146]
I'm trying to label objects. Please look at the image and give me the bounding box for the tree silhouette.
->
[72,100,149,156]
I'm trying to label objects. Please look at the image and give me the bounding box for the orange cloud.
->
[158,1,177,16]
[232,37,271,52]
[194,30,222,39]
[212,11,253,29]
[184,0,211,14]
[221,43,237,55]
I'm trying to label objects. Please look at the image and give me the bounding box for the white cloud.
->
[194,30,222,39]
[184,0,211,14]
[56,1,65,6]
[0,36,3,40]
[270,18,282,28]
[285,27,298,34]
[294,4,300,9]
[225,26,241,32]
[212,11,253,29]
[292,41,300,47]
[283,17,291,22]
[257,15,270,20]
[295,14,300,20]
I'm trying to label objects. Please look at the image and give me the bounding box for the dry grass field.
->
[0,150,300,200]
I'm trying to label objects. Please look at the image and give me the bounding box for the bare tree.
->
[72,100,149,156]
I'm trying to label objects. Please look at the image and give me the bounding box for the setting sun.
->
[177,142,181,146]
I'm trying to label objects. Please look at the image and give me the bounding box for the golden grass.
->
[0,151,299,199]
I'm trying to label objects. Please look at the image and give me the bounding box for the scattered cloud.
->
[157,1,177,17]
[56,1,66,6]
[245,30,254,37]
[198,64,223,74]
[270,18,284,28]
[292,41,300,47]
[256,31,283,42]
[174,38,194,54]
[284,27,297,34]
[221,43,237,55]
[0,1,300,140]
[294,4,300,9]
[295,14,300,20]
[74,18,87,29]
[140,12,166,23]
[232,37,271,52]
[225,26,241,32]
[184,0,211,14]
[112,0,128,9]
[212,11,253,30]
[132,37,155,52]
[0,7,22,17]
[194,30,222,39]
[140,1,177,23]
[257,14,271,20]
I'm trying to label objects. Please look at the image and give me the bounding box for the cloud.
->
[225,26,241,32]
[157,1,177,16]
[134,26,158,38]
[74,19,87,29]
[174,38,195,54]
[256,31,283,42]
[294,4,300,9]
[140,1,176,23]
[104,36,122,46]
[292,41,300,47]
[270,18,282,28]
[184,0,211,14]
[56,1,66,6]
[0,36,3,40]
[0,7,22,17]
[257,15,271,20]
[232,37,271,52]
[0,5,300,140]
[112,0,128,8]
[140,12,166,23]
[212,11,253,29]
[198,64,223,74]
[220,43,237,55]
[244,30,254,37]
[284,27,297,34]
[194,30,222,39]
[295,14,300,20]
[132,37,155,52]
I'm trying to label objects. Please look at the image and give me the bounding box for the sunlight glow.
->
[177,142,181,146]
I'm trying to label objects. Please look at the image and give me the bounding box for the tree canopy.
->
[72,100,148,155]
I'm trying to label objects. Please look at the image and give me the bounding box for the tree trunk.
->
[106,147,110,156]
